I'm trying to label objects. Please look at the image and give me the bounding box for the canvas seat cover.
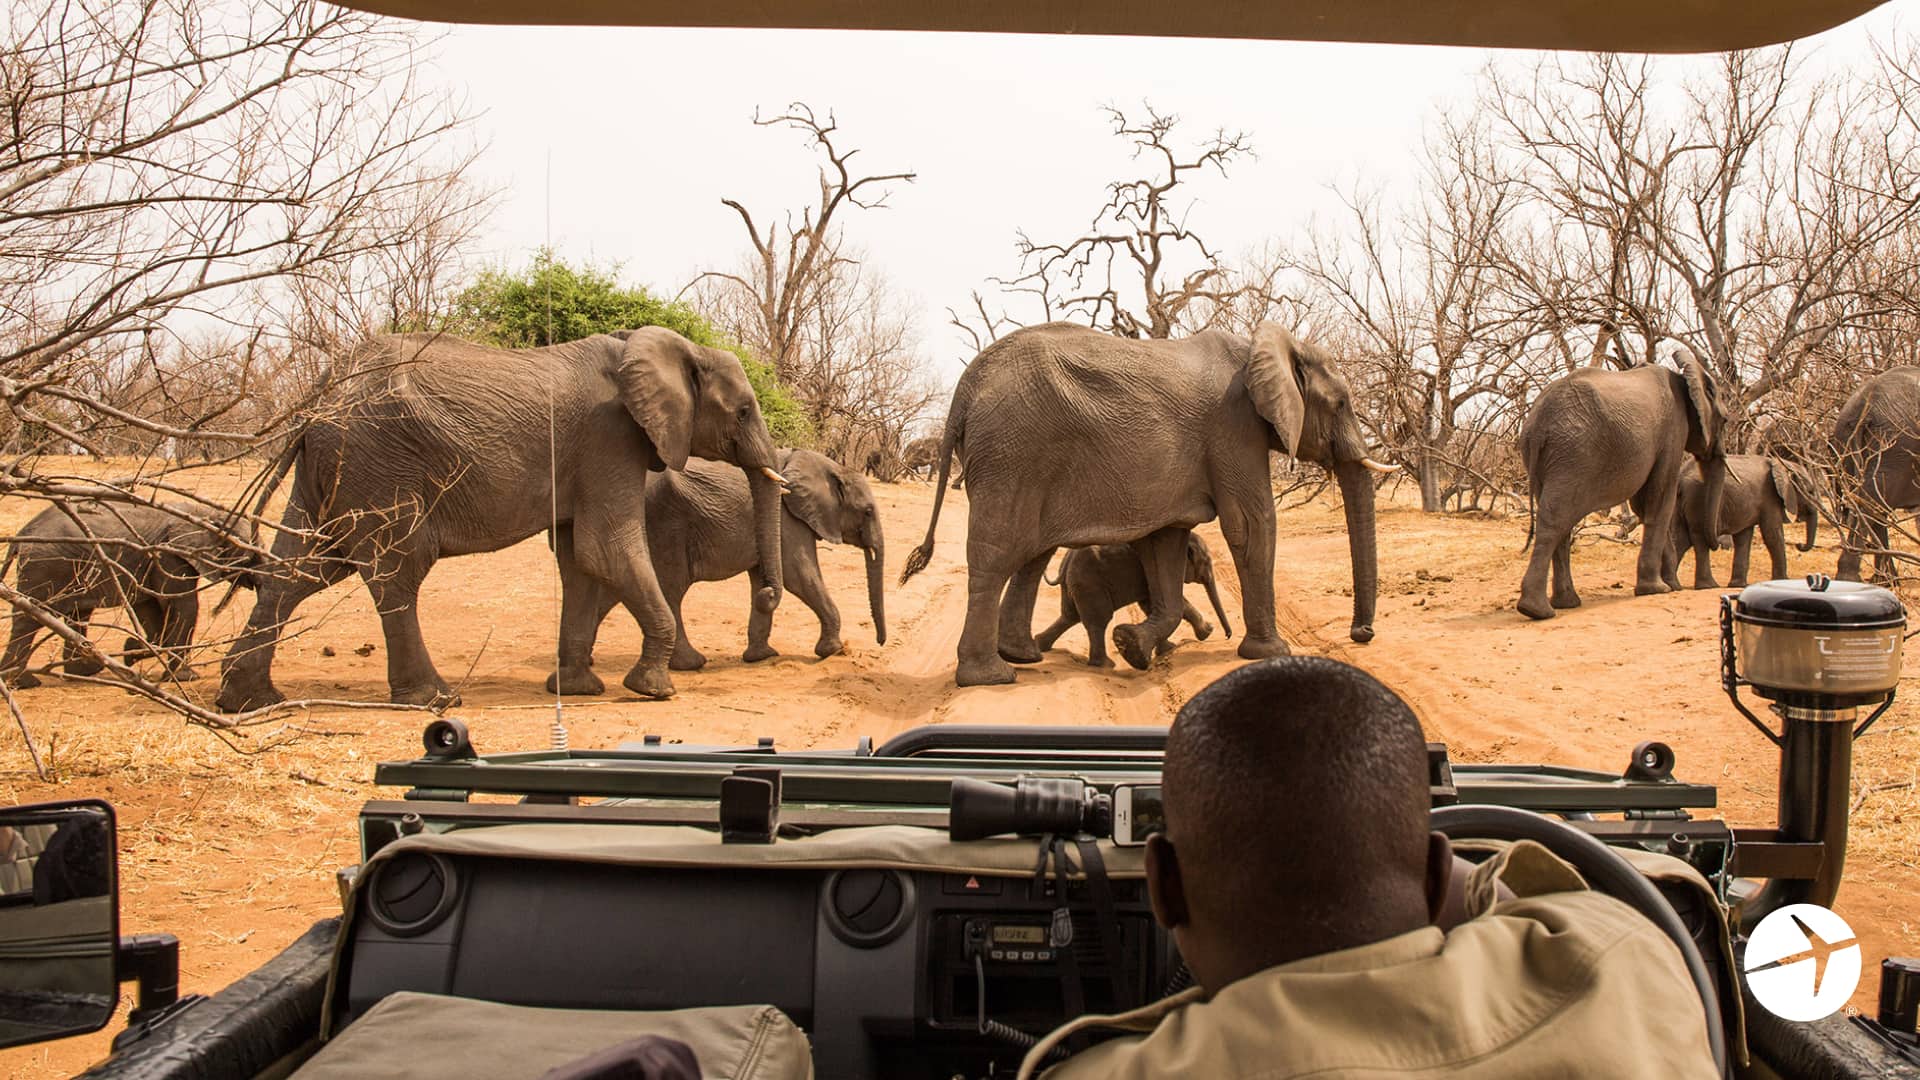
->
[290,992,812,1080]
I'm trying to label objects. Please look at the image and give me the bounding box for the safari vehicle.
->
[2,575,1918,1078]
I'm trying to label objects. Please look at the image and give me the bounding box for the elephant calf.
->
[3,501,252,687]
[1665,455,1820,590]
[558,448,884,689]
[1034,530,1234,669]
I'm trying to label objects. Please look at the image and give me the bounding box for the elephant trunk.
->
[748,469,785,614]
[1201,559,1233,640]
[1699,455,1728,562]
[1799,504,1818,553]
[864,517,887,645]
[1333,460,1380,643]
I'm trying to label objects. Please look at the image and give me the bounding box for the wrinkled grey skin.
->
[216,328,785,711]
[1033,528,1234,668]
[4,501,254,687]
[901,436,962,487]
[1832,367,1920,582]
[557,448,884,686]
[1665,455,1820,590]
[1518,350,1727,619]
[900,322,1394,687]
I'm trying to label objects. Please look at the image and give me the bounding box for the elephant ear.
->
[780,450,843,544]
[1247,323,1307,458]
[615,328,697,471]
[1676,346,1722,459]
[1768,458,1797,516]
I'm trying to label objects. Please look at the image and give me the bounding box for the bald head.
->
[1145,657,1447,992]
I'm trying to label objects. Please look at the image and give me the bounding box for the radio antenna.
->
[545,146,568,754]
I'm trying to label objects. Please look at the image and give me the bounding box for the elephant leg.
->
[359,551,456,708]
[1869,518,1897,584]
[740,567,782,665]
[574,495,679,700]
[785,541,844,661]
[549,524,610,695]
[1033,592,1079,653]
[2,610,43,689]
[1180,598,1214,642]
[60,607,103,676]
[1661,519,1686,592]
[1219,502,1289,659]
[218,497,355,712]
[1761,517,1789,583]
[1114,528,1189,671]
[1080,598,1116,668]
[956,549,1019,687]
[1549,535,1581,608]
[1729,529,1756,588]
[1520,497,1578,619]
[995,549,1053,664]
[1689,523,1720,590]
[1632,469,1681,596]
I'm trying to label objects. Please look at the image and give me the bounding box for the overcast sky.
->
[427,4,1911,385]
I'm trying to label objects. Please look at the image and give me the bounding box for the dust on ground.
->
[1,461,1914,1077]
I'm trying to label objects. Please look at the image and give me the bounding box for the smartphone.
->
[1111,784,1164,847]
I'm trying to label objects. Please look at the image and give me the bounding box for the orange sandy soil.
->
[1,459,1914,1078]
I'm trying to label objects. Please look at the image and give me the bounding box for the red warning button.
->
[944,873,1003,896]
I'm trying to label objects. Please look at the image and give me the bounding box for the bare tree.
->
[969,103,1256,341]
[0,0,488,743]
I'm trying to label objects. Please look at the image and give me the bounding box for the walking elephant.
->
[1517,350,1728,619]
[1665,455,1820,590]
[215,328,786,711]
[899,322,1394,687]
[557,448,884,684]
[1833,367,1920,582]
[4,501,254,687]
[1033,528,1233,668]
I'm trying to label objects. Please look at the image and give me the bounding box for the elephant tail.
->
[1519,431,1542,553]
[1044,553,1064,587]
[210,430,304,618]
[899,412,963,584]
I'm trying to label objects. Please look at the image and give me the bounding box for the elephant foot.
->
[1697,575,1723,590]
[813,636,844,660]
[1518,595,1556,620]
[547,666,606,696]
[997,640,1043,665]
[1729,575,1749,589]
[1034,634,1061,653]
[956,654,1016,687]
[623,662,675,700]
[671,648,709,671]
[1549,590,1582,609]
[6,671,40,690]
[393,681,459,709]
[217,680,284,713]
[123,636,155,662]
[1193,620,1215,642]
[1236,635,1292,660]
[1349,623,1375,644]
[742,643,777,664]
[1085,653,1116,669]
[63,657,104,678]
[1633,580,1671,597]
[1112,624,1155,671]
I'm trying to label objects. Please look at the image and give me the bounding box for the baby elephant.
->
[3,501,253,687]
[555,448,884,690]
[1035,531,1233,669]
[1665,455,1820,590]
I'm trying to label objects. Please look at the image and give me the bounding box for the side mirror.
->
[0,799,187,1052]
[0,800,119,1049]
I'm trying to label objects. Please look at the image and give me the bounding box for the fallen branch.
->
[1852,778,1917,814]
[0,677,48,781]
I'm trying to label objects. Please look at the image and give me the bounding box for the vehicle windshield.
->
[1,2,1918,1077]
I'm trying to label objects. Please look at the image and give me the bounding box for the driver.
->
[1019,656,1720,1078]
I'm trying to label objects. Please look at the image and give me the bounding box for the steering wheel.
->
[1431,804,1728,1078]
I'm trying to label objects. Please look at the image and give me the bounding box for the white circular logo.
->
[1743,904,1862,1022]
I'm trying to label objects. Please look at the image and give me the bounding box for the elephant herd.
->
[2,322,1917,705]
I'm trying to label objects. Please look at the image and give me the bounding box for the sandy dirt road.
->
[1,462,1914,1077]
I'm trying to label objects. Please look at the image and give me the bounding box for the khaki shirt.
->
[1019,845,1718,1079]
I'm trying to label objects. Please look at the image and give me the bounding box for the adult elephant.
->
[215,328,786,711]
[555,447,884,684]
[1517,350,1727,619]
[1665,454,1819,590]
[1832,367,1920,582]
[899,322,1394,687]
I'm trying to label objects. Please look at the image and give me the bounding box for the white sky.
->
[427,4,1912,386]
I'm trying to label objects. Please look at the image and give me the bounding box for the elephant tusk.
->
[1360,457,1401,475]
[760,467,789,486]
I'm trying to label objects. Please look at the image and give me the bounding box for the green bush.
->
[452,249,812,445]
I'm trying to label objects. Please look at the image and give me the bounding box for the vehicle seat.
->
[0,823,59,894]
[289,992,813,1080]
